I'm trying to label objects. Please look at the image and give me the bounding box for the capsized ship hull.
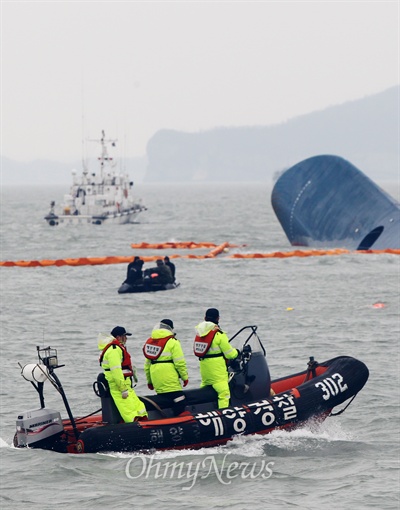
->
[271,155,400,250]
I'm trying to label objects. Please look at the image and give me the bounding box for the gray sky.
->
[1,1,399,162]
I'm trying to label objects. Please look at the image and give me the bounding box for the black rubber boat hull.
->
[118,281,180,293]
[76,356,368,454]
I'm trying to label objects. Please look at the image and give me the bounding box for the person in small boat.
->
[194,308,240,409]
[143,319,189,416]
[164,256,176,282]
[143,259,173,289]
[98,326,148,422]
[125,256,144,285]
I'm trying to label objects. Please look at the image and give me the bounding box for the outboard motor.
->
[15,346,78,449]
[15,408,63,448]
[15,357,65,448]
[93,373,123,424]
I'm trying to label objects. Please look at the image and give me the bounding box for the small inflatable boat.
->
[118,279,180,294]
[14,326,369,454]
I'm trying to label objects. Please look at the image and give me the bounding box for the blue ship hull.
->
[271,155,400,250]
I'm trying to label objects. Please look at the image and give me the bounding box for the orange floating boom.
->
[1,248,399,267]
[204,242,230,258]
[130,241,240,250]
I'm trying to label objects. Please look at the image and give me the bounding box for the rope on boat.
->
[73,408,102,423]
[140,396,169,418]
[329,394,358,416]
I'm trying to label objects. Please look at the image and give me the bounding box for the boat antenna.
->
[123,130,127,174]
[82,133,87,176]
[81,77,89,176]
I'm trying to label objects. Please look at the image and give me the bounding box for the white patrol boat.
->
[44,130,146,226]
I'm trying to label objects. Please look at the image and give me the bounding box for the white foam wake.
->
[0,437,11,448]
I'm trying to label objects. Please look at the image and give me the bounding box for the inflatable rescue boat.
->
[14,326,369,454]
[118,279,180,294]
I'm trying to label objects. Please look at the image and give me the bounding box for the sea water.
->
[0,182,399,509]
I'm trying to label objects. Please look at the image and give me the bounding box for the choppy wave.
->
[0,437,11,448]
[1,183,399,510]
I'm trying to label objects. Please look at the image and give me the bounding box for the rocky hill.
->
[145,85,398,182]
[1,85,398,185]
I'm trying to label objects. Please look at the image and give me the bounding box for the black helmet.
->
[205,308,219,323]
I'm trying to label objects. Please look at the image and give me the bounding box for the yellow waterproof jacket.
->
[97,333,146,423]
[144,328,188,393]
[98,333,132,392]
[194,321,238,385]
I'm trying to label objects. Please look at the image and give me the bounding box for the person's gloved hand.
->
[183,379,189,387]
[229,359,241,371]
[147,383,154,390]
[236,349,241,358]
[121,390,129,399]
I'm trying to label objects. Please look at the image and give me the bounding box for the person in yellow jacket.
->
[143,319,189,416]
[194,308,239,409]
[98,326,148,422]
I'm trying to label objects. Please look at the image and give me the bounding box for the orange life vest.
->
[193,328,220,358]
[143,335,174,361]
[99,340,133,378]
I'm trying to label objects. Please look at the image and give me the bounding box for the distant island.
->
[1,85,398,185]
[145,85,398,183]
